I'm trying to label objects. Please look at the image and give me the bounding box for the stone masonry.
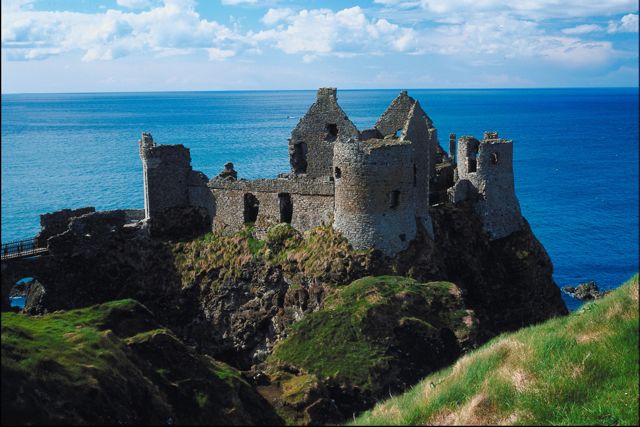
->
[138,89,524,254]
[139,132,214,223]
[448,131,523,239]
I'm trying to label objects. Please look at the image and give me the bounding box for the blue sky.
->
[1,0,638,92]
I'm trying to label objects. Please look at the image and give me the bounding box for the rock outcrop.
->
[259,276,477,424]
[1,299,283,425]
[1,201,568,425]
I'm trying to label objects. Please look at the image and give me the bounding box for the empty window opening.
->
[413,164,417,187]
[278,193,293,224]
[291,141,308,174]
[491,152,499,165]
[243,193,260,223]
[388,190,400,209]
[399,234,406,242]
[394,128,402,138]
[325,123,338,141]
[468,145,479,173]
[335,167,342,179]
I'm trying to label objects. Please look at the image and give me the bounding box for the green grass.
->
[352,273,639,426]
[172,221,374,291]
[2,299,139,379]
[2,298,281,425]
[267,276,471,389]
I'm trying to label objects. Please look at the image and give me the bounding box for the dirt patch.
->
[576,330,608,344]
[429,392,495,425]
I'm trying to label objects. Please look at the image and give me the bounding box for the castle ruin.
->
[138,88,523,255]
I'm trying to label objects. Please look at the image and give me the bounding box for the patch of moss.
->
[268,276,469,391]
[281,373,319,406]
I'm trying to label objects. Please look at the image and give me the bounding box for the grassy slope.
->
[353,274,639,426]
[1,299,280,425]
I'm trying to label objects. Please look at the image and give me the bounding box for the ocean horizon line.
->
[2,86,638,96]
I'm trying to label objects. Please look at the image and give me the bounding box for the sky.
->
[1,0,638,93]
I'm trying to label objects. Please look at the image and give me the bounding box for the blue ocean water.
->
[2,88,638,310]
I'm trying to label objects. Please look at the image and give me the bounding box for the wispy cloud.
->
[561,24,603,35]
[374,0,638,20]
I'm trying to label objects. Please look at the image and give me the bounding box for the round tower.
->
[333,138,416,256]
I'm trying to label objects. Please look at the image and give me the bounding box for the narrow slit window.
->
[388,190,400,209]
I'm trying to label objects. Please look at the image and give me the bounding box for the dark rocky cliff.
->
[1,204,567,424]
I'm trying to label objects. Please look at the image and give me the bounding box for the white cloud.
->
[374,0,638,20]
[407,14,619,67]
[0,0,632,70]
[253,6,418,57]
[608,13,639,33]
[116,0,150,9]
[561,24,603,34]
[261,8,293,25]
[221,0,257,5]
[1,0,242,61]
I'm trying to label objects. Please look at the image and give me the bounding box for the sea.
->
[2,88,638,310]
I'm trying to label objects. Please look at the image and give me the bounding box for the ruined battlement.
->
[138,88,523,253]
[316,87,337,99]
[138,133,213,223]
[448,132,523,240]
[209,176,335,196]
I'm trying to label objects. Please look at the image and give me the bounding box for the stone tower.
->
[449,131,523,240]
[138,133,192,219]
[333,137,417,256]
[288,88,359,177]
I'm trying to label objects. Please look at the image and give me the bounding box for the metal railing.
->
[1,238,47,261]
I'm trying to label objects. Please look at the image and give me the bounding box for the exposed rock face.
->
[392,201,568,336]
[259,276,477,424]
[1,299,283,425]
[148,206,211,240]
[1,202,567,425]
[562,281,608,300]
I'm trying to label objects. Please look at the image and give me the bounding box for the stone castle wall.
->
[139,133,214,233]
[450,132,523,240]
[333,138,417,256]
[209,177,334,236]
[288,88,359,178]
[36,207,96,247]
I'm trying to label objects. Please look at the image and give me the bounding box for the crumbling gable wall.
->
[401,102,432,230]
[289,88,359,178]
[449,132,523,240]
[333,138,417,256]
[375,91,441,210]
